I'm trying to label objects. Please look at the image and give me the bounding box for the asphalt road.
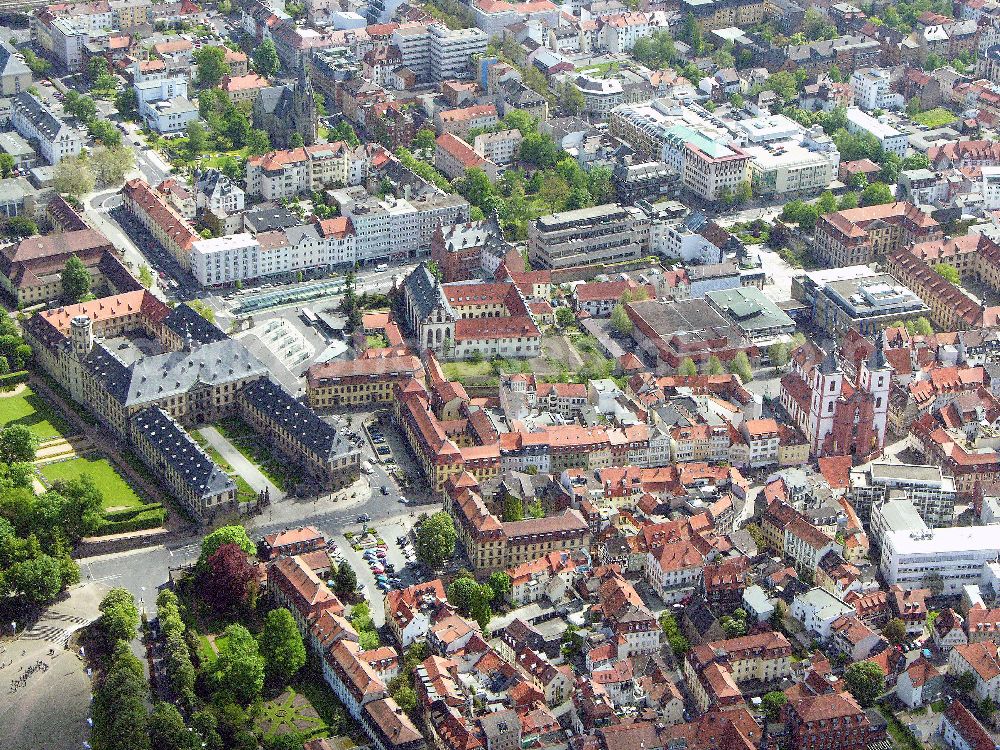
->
[77,481,427,625]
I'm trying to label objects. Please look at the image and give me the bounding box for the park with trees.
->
[81,524,365,750]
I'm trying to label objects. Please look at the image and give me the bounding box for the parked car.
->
[357,514,371,523]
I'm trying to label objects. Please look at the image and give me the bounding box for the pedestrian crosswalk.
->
[22,613,90,647]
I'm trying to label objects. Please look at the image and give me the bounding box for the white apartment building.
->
[195,169,246,216]
[245,143,372,200]
[392,23,432,78]
[11,92,83,165]
[791,587,855,640]
[334,189,469,265]
[881,526,1000,595]
[50,18,89,72]
[429,23,487,80]
[142,97,198,134]
[598,12,667,54]
[850,68,904,112]
[573,75,625,117]
[191,233,261,286]
[846,107,908,157]
[646,205,725,264]
[192,220,357,285]
[473,129,523,166]
[135,76,188,107]
[984,166,1000,210]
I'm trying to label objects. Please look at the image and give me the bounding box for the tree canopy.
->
[415,512,456,568]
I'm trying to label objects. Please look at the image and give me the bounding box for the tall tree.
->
[0,424,37,463]
[92,641,150,750]
[258,607,306,685]
[730,351,753,382]
[845,661,885,707]
[415,512,456,568]
[53,156,96,198]
[213,624,265,705]
[678,358,698,376]
[148,703,200,750]
[199,525,255,566]
[99,588,140,643]
[334,561,357,598]
[194,46,230,87]
[201,543,256,614]
[62,255,92,302]
[253,38,280,77]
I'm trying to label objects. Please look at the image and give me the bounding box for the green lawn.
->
[913,107,957,128]
[191,429,257,503]
[214,418,297,490]
[365,334,388,349]
[441,360,493,380]
[0,385,72,440]
[196,634,216,665]
[41,454,144,510]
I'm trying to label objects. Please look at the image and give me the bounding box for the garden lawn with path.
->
[0,384,72,440]
[214,417,297,490]
[257,688,329,741]
[41,454,144,510]
[192,429,259,504]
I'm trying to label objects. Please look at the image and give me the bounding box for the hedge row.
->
[0,370,29,388]
[101,502,164,523]
[94,507,167,535]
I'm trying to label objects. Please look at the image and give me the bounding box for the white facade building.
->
[846,107,908,157]
[190,233,261,286]
[850,68,904,112]
[881,526,1000,595]
[10,92,84,165]
[983,166,1000,210]
[429,23,487,80]
[473,129,523,167]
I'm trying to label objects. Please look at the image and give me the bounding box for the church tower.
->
[858,339,892,453]
[68,315,93,403]
[294,57,318,146]
[808,350,842,455]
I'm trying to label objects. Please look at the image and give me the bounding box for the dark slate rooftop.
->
[131,407,235,498]
[87,338,267,405]
[241,378,357,462]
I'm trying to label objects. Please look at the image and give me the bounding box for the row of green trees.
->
[676,351,753,382]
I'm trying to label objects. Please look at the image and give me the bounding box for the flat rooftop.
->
[885,526,1000,556]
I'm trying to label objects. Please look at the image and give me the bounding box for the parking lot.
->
[364,413,433,504]
[326,517,421,625]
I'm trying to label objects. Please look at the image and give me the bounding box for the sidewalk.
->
[199,425,285,501]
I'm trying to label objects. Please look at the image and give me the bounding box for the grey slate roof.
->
[0,41,30,79]
[131,406,235,498]
[240,378,356,462]
[88,338,267,406]
[403,262,450,325]
[164,303,229,345]
[12,92,74,141]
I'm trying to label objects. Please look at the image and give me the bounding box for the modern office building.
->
[880,525,1000,595]
[849,462,958,526]
[810,271,929,336]
[528,203,650,269]
[846,107,908,157]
